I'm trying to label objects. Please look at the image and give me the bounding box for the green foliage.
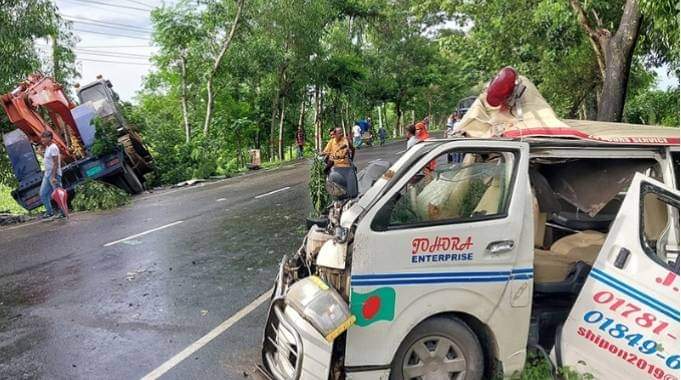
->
[90,117,120,157]
[132,0,677,189]
[0,1,77,187]
[71,180,130,212]
[309,155,330,216]
[624,88,680,127]
[512,355,594,380]
[0,183,24,214]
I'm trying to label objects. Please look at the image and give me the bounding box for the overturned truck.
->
[260,68,680,380]
[1,74,152,210]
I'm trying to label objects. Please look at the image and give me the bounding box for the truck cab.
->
[260,72,679,380]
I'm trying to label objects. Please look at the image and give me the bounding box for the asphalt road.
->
[0,142,403,380]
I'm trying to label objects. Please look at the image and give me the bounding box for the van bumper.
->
[261,258,333,380]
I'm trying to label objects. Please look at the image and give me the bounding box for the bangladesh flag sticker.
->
[350,287,396,327]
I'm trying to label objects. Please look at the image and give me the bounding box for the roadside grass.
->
[0,184,26,215]
[512,355,594,380]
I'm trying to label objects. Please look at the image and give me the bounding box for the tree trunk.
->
[395,101,402,137]
[597,8,642,121]
[570,0,642,122]
[269,93,279,161]
[377,104,383,131]
[297,96,306,131]
[180,55,191,143]
[313,86,321,150]
[278,96,286,160]
[203,0,244,135]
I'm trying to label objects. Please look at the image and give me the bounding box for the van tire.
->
[390,317,483,380]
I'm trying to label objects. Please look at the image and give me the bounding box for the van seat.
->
[534,230,606,284]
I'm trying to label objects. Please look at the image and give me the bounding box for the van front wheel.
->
[390,317,483,380]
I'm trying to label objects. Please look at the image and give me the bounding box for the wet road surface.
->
[0,142,403,380]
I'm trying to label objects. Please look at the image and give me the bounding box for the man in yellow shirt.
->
[323,127,358,198]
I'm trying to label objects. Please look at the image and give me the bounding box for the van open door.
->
[557,173,680,379]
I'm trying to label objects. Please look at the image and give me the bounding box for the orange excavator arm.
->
[0,73,83,164]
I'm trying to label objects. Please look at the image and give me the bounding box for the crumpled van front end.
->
[261,259,355,380]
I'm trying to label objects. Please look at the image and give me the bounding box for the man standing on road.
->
[323,127,358,198]
[39,131,63,219]
[295,127,305,159]
[352,122,363,149]
[378,125,387,146]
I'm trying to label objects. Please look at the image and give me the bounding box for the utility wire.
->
[63,0,150,12]
[76,58,151,66]
[61,15,152,32]
[76,52,149,62]
[67,19,152,34]
[76,45,152,48]
[122,0,155,10]
[75,48,150,58]
[73,29,150,40]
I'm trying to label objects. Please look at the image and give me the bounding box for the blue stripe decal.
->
[589,268,679,322]
[352,271,510,280]
[351,268,533,286]
[352,268,533,281]
[352,276,511,286]
[511,274,533,280]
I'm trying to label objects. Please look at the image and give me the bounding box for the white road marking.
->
[216,198,226,202]
[254,186,291,199]
[103,220,184,247]
[140,288,272,380]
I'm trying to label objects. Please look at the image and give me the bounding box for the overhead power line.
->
[64,0,151,12]
[76,58,151,66]
[76,53,149,61]
[122,0,155,10]
[75,48,150,58]
[73,29,150,40]
[76,44,152,48]
[62,15,152,32]
[68,19,152,34]
[76,51,150,60]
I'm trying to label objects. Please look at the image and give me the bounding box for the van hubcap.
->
[402,336,467,380]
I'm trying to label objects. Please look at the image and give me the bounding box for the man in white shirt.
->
[39,130,63,218]
[406,124,418,149]
[352,123,363,148]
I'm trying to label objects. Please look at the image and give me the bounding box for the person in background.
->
[406,124,418,150]
[323,127,358,197]
[39,130,63,219]
[415,120,430,141]
[378,125,387,146]
[446,112,463,163]
[352,122,363,149]
[295,126,305,159]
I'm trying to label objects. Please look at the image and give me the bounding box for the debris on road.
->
[0,213,32,226]
[171,179,206,188]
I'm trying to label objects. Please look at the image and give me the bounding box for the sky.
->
[41,0,678,102]
[42,0,166,101]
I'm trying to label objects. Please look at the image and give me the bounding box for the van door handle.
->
[614,247,630,269]
[486,240,515,255]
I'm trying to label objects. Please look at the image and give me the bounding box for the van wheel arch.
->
[392,312,500,379]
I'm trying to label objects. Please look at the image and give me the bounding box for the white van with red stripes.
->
[260,70,680,380]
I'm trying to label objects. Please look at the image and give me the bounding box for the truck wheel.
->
[122,162,144,194]
[390,317,483,380]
